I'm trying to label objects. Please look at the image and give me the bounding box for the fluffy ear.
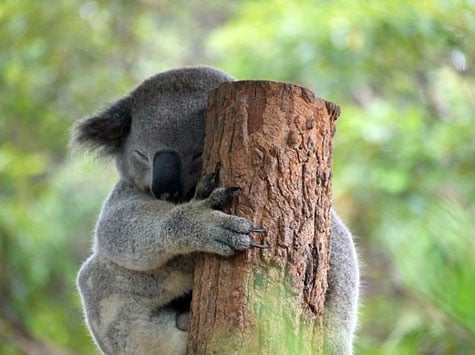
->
[72,96,132,156]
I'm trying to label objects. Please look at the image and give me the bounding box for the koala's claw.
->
[250,227,266,233]
[213,224,267,253]
[221,186,241,206]
[194,172,219,200]
[227,186,241,192]
[249,227,267,249]
[205,186,241,209]
[249,228,267,248]
[213,237,266,252]
[249,240,267,249]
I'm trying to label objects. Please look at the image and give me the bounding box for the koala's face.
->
[118,93,206,202]
[73,67,234,202]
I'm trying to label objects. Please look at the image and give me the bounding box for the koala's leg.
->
[104,303,188,355]
[323,210,360,355]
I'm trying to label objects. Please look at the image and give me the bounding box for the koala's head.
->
[72,67,234,202]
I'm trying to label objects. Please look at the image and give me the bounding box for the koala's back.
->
[78,254,193,354]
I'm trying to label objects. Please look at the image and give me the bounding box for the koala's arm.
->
[96,179,260,272]
[323,210,360,354]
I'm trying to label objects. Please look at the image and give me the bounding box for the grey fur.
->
[73,67,359,355]
[325,211,360,354]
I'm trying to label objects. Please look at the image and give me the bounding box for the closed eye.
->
[134,149,148,162]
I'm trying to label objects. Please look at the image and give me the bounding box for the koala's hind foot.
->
[96,303,188,355]
[176,312,190,332]
[168,291,192,331]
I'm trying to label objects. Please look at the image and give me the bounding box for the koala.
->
[73,67,359,355]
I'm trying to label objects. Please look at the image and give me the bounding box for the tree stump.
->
[188,80,340,354]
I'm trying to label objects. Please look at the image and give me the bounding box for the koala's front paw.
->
[198,186,266,256]
[170,183,266,256]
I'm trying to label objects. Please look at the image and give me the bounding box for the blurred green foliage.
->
[1,0,474,353]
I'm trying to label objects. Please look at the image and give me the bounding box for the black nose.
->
[152,151,182,201]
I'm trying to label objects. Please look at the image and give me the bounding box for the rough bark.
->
[188,80,339,354]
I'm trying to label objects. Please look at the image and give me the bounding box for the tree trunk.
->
[188,80,339,354]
